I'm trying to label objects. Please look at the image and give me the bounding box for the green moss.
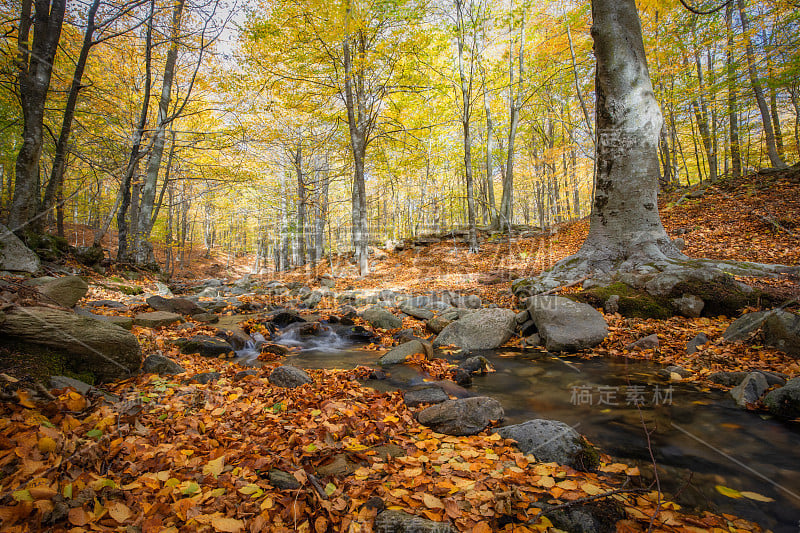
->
[117,284,143,296]
[670,277,765,317]
[574,282,673,319]
[574,436,601,472]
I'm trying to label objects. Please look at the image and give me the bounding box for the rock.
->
[458,356,490,375]
[50,376,92,395]
[672,294,704,318]
[452,368,472,386]
[142,354,185,375]
[269,469,301,490]
[379,340,431,366]
[74,244,104,266]
[362,306,403,330]
[191,312,219,324]
[686,333,709,354]
[433,309,516,350]
[179,335,234,357]
[146,295,203,315]
[495,419,599,471]
[0,306,141,383]
[189,372,221,385]
[730,372,769,408]
[523,334,541,347]
[0,223,40,272]
[426,315,452,334]
[303,291,323,308]
[319,276,336,289]
[153,282,173,297]
[626,334,660,351]
[604,294,620,314]
[134,311,184,328]
[85,299,127,309]
[269,365,312,388]
[451,294,482,309]
[270,310,306,328]
[403,386,449,407]
[233,369,258,381]
[36,276,88,307]
[416,397,503,436]
[100,315,134,330]
[374,510,454,533]
[672,237,686,251]
[378,289,397,301]
[545,500,625,533]
[260,343,291,356]
[215,327,251,350]
[371,444,405,461]
[708,371,750,387]
[763,377,800,418]
[662,365,692,379]
[402,307,434,320]
[526,296,608,352]
[723,309,800,356]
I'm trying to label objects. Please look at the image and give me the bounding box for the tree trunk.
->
[736,0,786,169]
[575,0,683,272]
[41,0,100,225]
[135,0,185,264]
[726,4,742,179]
[10,0,67,233]
[293,142,307,266]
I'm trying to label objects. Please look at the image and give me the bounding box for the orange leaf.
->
[210,516,244,532]
[68,507,89,526]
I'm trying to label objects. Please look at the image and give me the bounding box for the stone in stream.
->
[495,419,600,471]
[36,275,88,307]
[433,308,516,350]
[378,340,432,366]
[142,354,186,375]
[269,365,312,388]
[361,306,403,330]
[763,377,800,419]
[134,311,184,328]
[458,356,490,375]
[0,306,141,383]
[269,310,306,328]
[179,335,234,357]
[403,386,448,407]
[524,296,608,352]
[416,397,503,436]
[0,223,40,272]
[374,510,454,533]
[730,372,769,408]
[426,315,453,334]
[146,295,203,315]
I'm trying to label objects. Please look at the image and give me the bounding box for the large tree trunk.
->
[726,4,742,179]
[10,0,67,233]
[293,143,307,266]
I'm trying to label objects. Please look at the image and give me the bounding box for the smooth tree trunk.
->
[293,142,307,266]
[10,0,67,233]
[499,4,525,233]
[454,0,479,253]
[42,0,101,228]
[726,4,742,178]
[689,25,717,182]
[736,0,786,169]
[117,0,155,261]
[135,0,185,264]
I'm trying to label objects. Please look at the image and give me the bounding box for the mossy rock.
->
[669,276,766,317]
[573,282,673,319]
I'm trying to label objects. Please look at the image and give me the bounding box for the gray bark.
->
[726,4,742,178]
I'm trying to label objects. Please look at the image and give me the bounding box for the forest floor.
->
[1,169,799,533]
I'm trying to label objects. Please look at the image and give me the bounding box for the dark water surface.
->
[235,338,800,532]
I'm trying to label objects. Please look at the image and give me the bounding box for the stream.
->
[233,323,800,532]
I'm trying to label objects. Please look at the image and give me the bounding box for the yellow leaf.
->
[539,476,555,488]
[423,494,444,509]
[38,437,57,453]
[203,456,225,478]
[211,516,244,532]
[715,485,742,499]
[580,482,604,496]
[740,491,775,502]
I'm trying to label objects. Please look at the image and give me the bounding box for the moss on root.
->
[669,277,766,317]
[573,282,673,319]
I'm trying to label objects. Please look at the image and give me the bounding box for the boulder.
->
[134,311,184,328]
[0,306,141,383]
[686,332,709,354]
[403,386,449,407]
[361,306,403,330]
[142,354,185,375]
[763,377,800,419]
[269,310,306,328]
[101,315,134,330]
[626,334,660,351]
[526,296,608,352]
[672,294,704,318]
[495,419,599,471]
[50,376,92,395]
[146,295,203,315]
[179,335,234,357]
[416,396,503,436]
[426,315,453,334]
[37,276,88,307]
[402,307,434,320]
[723,309,800,356]
[0,223,40,272]
[433,308,516,350]
[730,372,768,408]
[378,340,431,366]
[269,365,312,388]
[374,510,454,533]
[451,294,482,309]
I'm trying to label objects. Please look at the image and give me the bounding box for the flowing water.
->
[234,329,800,532]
